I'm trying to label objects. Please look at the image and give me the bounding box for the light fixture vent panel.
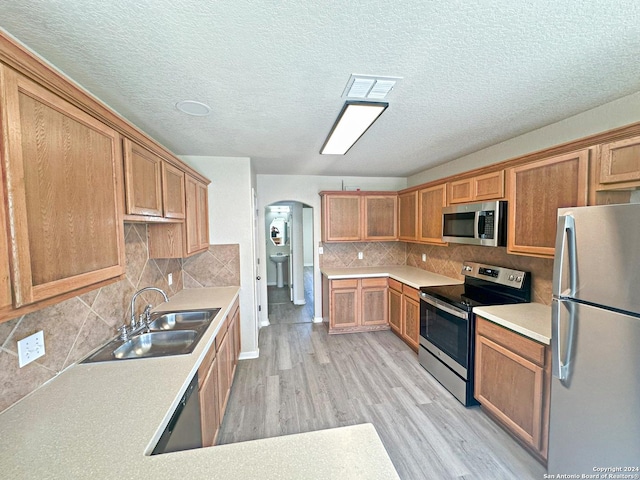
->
[342,75,402,100]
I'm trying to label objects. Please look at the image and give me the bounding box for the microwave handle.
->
[473,212,480,240]
[477,214,486,238]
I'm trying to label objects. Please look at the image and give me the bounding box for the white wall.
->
[409,91,640,186]
[180,155,259,359]
[256,175,406,324]
[303,207,313,266]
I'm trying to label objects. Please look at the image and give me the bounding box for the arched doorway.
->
[264,201,314,324]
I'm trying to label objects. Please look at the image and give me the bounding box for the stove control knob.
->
[509,274,515,281]
[463,265,472,272]
[516,276,522,282]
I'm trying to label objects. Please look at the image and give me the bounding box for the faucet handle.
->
[117,325,130,341]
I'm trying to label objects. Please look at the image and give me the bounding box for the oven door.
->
[419,293,470,379]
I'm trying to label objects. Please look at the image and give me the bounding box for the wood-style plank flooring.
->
[267,266,314,325]
[218,318,545,479]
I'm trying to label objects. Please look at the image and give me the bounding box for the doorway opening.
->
[265,201,314,324]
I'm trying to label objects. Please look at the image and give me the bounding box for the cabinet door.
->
[599,135,640,186]
[185,175,200,254]
[398,191,418,241]
[475,334,545,451]
[162,161,186,219]
[360,278,387,326]
[0,66,125,307]
[363,194,397,241]
[0,175,11,310]
[474,170,505,201]
[200,356,220,447]
[329,280,359,329]
[322,194,361,242]
[217,330,232,421]
[448,178,474,204]
[418,184,447,245]
[402,287,420,352]
[123,138,163,217]
[197,181,209,250]
[388,284,403,335]
[507,150,588,257]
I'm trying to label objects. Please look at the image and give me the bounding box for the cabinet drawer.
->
[361,277,387,288]
[476,317,546,366]
[198,342,217,387]
[331,279,359,289]
[388,278,403,292]
[215,325,228,352]
[402,284,419,301]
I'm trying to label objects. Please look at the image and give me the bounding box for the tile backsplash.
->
[320,241,553,306]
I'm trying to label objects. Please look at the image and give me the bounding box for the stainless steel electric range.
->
[418,261,531,406]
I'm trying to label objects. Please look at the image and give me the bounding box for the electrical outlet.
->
[318,246,324,255]
[18,330,45,368]
[422,253,427,262]
[167,273,173,285]
[358,252,363,260]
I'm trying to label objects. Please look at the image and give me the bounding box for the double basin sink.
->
[82,309,220,363]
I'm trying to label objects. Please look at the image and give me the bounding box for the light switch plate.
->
[167,273,173,285]
[318,246,324,255]
[17,330,45,368]
[422,253,427,262]
[358,252,363,260]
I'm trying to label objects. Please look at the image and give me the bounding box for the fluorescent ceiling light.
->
[320,101,388,155]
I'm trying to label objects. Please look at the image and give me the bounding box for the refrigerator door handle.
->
[552,298,576,382]
[553,214,577,298]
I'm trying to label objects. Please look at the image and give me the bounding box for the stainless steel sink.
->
[148,310,218,331]
[81,308,220,363]
[113,330,198,359]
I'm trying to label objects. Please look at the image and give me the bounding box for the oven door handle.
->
[420,294,469,320]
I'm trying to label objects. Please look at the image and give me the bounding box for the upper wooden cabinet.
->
[320,191,397,242]
[448,170,505,204]
[418,183,447,245]
[507,150,589,257]
[398,190,418,241]
[0,172,12,311]
[598,135,640,187]
[0,66,125,308]
[123,139,186,221]
[162,161,186,219]
[148,174,209,258]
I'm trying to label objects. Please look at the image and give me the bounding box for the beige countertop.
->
[0,286,399,479]
[473,303,552,344]
[321,265,462,289]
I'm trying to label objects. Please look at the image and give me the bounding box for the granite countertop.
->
[0,287,399,479]
[473,303,552,344]
[321,265,463,289]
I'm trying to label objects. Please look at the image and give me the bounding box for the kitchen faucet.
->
[119,287,169,340]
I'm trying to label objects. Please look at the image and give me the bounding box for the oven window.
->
[420,301,469,368]
[443,212,475,238]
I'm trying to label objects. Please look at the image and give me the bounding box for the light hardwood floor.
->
[217,322,546,479]
[267,266,314,324]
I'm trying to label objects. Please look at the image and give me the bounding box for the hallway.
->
[267,266,314,324]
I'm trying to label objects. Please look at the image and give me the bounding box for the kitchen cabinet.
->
[147,175,210,258]
[123,139,187,221]
[417,183,447,245]
[398,190,418,241]
[475,316,550,463]
[198,337,220,447]
[507,150,589,257]
[197,298,240,447]
[387,279,420,352]
[448,170,505,204]
[598,135,640,188]
[320,191,397,242]
[0,65,126,308]
[323,276,389,333]
[0,176,11,311]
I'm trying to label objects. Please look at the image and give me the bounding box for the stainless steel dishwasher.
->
[151,374,202,455]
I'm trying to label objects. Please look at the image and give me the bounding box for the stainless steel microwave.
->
[442,201,507,246]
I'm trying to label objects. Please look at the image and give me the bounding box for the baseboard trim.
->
[293,299,306,305]
[260,318,271,327]
[239,349,259,360]
[313,316,324,323]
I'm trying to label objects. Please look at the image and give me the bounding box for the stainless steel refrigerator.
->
[549,203,640,474]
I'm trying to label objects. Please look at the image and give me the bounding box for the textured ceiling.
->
[1,1,639,177]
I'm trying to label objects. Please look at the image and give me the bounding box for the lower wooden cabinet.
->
[475,316,551,463]
[388,279,420,352]
[197,298,241,447]
[323,276,389,334]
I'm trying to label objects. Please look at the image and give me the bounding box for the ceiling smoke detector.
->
[342,74,402,100]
